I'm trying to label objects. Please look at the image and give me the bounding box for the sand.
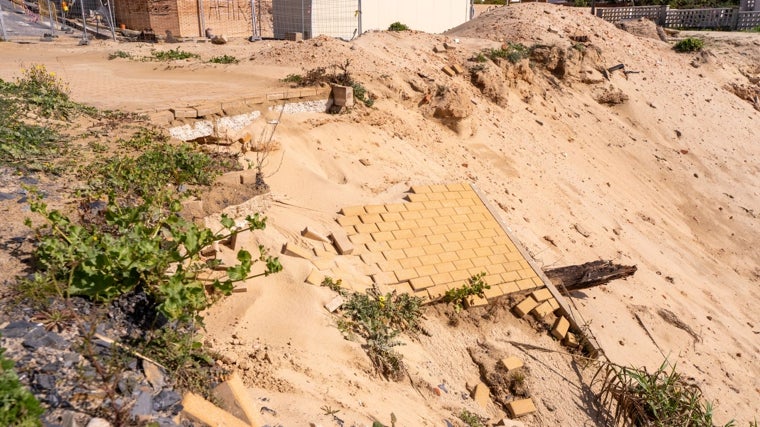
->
[1,3,758,425]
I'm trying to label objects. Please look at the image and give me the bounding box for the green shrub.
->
[485,43,529,64]
[471,52,488,63]
[108,50,132,60]
[0,97,61,167]
[458,410,485,427]
[352,82,374,107]
[673,37,704,52]
[388,22,409,31]
[0,343,44,426]
[208,55,239,64]
[151,48,200,61]
[443,272,490,312]
[0,64,94,120]
[282,73,303,84]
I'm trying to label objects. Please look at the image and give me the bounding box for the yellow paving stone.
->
[450,269,471,282]
[429,184,448,192]
[392,228,415,239]
[459,239,479,250]
[406,202,425,211]
[519,260,532,269]
[518,269,536,279]
[406,193,428,202]
[431,272,453,284]
[443,231,464,242]
[420,209,440,218]
[342,225,358,235]
[465,221,483,231]
[468,213,488,222]
[443,191,462,200]
[517,278,535,291]
[396,269,418,282]
[370,231,394,242]
[396,220,418,230]
[453,258,474,270]
[513,296,539,318]
[438,252,458,263]
[505,261,521,271]
[435,261,456,273]
[400,210,422,220]
[410,276,434,290]
[532,301,553,319]
[474,246,493,257]
[449,222,468,232]
[531,288,553,302]
[372,271,398,285]
[383,249,407,260]
[394,281,415,294]
[415,217,437,228]
[489,253,508,264]
[457,197,476,206]
[415,264,438,276]
[427,283,450,300]
[408,236,429,247]
[479,227,498,238]
[385,203,407,212]
[492,244,510,254]
[462,230,481,240]
[437,207,456,217]
[532,276,544,287]
[451,214,469,223]
[488,263,506,275]
[355,223,380,234]
[404,246,426,258]
[434,216,453,225]
[430,224,450,235]
[377,260,402,272]
[305,269,326,286]
[337,216,362,227]
[427,192,446,201]
[424,244,444,255]
[340,206,366,216]
[506,251,524,262]
[364,205,387,214]
[380,212,403,222]
[466,295,489,308]
[357,262,381,276]
[502,281,520,294]
[484,284,504,299]
[501,271,520,282]
[424,234,446,245]
[360,252,385,265]
[548,298,560,311]
[410,185,432,194]
[456,248,477,259]
[457,190,474,199]
[484,273,503,286]
[365,241,390,252]
[387,239,411,250]
[442,241,462,252]
[360,213,383,224]
[472,257,490,267]
[312,258,335,270]
[446,183,469,191]
[376,221,399,232]
[422,200,443,210]
[399,257,422,269]
[453,205,472,215]
[440,199,459,208]
[420,254,441,265]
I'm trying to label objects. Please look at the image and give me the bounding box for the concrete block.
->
[530,288,553,302]
[513,296,538,318]
[324,295,344,312]
[471,382,491,408]
[170,107,198,118]
[281,243,312,260]
[531,301,553,319]
[433,45,447,53]
[507,398,536,417]
[551,316,570,340]
[563,332,580,348]
[332,85,354,107]
[451,64,465,75]
[305,269,325,286]
[148,110,174,124]
[301,227,330,243]
[441,66,456,77]
[500,356,524,372]
[194,103,222,117]
[329,231,354,255]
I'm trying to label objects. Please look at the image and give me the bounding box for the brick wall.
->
[113,0,151,31]
[203,0,252,37]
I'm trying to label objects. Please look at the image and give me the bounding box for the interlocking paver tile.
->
[416,217,436,228]
[420,254,441,265]
[423,244,444,255]
[412,227,433,237]
[399,257,423,269]
[360,252,385,265]
[484,284,504,299]
[438,252,458,263]
[427,284,449,299]
[355,223,380,234]
[372,271,398,285]
[442,241,462,252]
[434,216,454,226]
[340,206,366,216]
[437,207,456,217]
[435,262,456,273]
[450,269,470,282]
[430,225,450,235]
[377,260,402,272]
[427,192,446,201]
[360,214,383,224]
[410,276,434,290]
[492,244,510,254]
[380,212,403,222]
[401,210,422,220]
[474,246,493,257]
[404,246,426,258]
[364,205,387,214]
[396,220,418,230]
[382,249,407,260]
[462,230,481,240]
[456,248,477,259]
[365,241,390,252]
[376,222,399,232]
[415,264,437,277]
[371,231,395,242]
[392,228,415,239]
[422,200,443,210]
[337,216,362,226]
[454,206,472,215]
[488,263,506,274]
[420,209,440,218]
[410,185,432,194]
[439,199,459,208]
[387,239,411,250]
[503,282,520,294]
[502,271,520,282]
[479,228,498,238]
[406,202,425,211]
[517,278,535,291]
[396,269,418,282]
[406,193,428,202]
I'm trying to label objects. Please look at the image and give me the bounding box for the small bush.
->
[673,37,704,52]
[0,342,44,426]
[458,409,485,427]
[108,50,132,60]
[282,73,303,84]
[388,22,409,32]
[208,55,239,64]
[471,52,488,63]
[443,272,489,312]
[151,48,200,61]
[485,43,529,64]
[352,82,374,107]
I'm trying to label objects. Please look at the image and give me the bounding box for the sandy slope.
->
[1,3,758,425]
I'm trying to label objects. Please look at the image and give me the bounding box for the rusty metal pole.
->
[0,2,8,41]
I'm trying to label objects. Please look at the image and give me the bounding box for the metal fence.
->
[271,0,358,40]
[0,0,116,41]
[596,5,760,31]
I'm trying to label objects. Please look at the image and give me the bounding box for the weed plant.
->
[388,22,409,31]
[108,50,132,60]
[485,43,529,63]
[209,55,239,64]
[674,37,704,52]
[0,342,44,426]
[151,48,200,61]
[0,97,61,167]
[458,409,485,427]
[443,272,489,312]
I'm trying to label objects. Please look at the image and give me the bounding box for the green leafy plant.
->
[387,21,409,31]
[282,73,303,84]
[116,127,169,151]
[673,37,704,52]
[471,52,488,63]
[208,55,239,64]
[26,194,282,322]
[1,64,94,119]
[0,342,44,426]
[749,26,760,32]
[458,409,485,427]
[352,82,374,107]
[108,50,132,60]
[442,272,490,312]
[485,43,529,64]
[0,97,61,167]
[335,287,424,380]
[593,358,731,426]
[151,47,200,61]
[321,276,346,295]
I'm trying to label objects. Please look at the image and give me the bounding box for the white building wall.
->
[360,0,471,34]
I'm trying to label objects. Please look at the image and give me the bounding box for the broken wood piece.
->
[226,373,261,427]
[544,260,637,294]
[181,392,251,427]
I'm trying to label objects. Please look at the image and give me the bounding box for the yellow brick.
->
[387,239,411,250]
[479,227,498,238]
[305,269,326,286]
[443,191,461,200]
[400,210,422,220]
[406,193,428,202]
[531,301,553,319]
[465,295,488,308]
[380,212,403,222]
[458,197,476,206]
[360,213,383,224]
[404,246,426,258]
[502,281,520,294]
[429,184,448,193]
[376,221,399,232]
[427,192,445,201]
[451,214,469,223]
[410,185,432,194]
[437,207,456,217]
[427,284,450,300]
[465,221,483,231]
[531,288,553,302]
[474,246,493,257]
[372,271,398,286]
[563,332,580,348]
[435,262,456,273]
[392,228,415,239]
[360,252,385,265]
[363,205,387,214]
[453,205,472,215]
[517,278,535,291]
[484,273,502,286]
[492,244,510,254]
[450,269,470,282]
[394,281,415,294]
[399,257,422,269]
[448,223,468,232]
[519,269,537,280]
[422,200,443,210]
[439,199,459,208]
[383,249,407,260]
[415,264,438,277]
[371,231,395,242]
[419,254,441,265]
[507,398,537,417]
[414,218,435,228]
[488,263,506,274]
[506,251,524,262]
[396,269,418,282]
[488,253,508,264]
[434,216,453,225]
[505,261,521,271]
[385,203,407,212]
[472,257,490,267]
[438,252,457,263]
[337,215,362,226]
[459,239,479,249]
[502,271,520,282]
[453,257,474,269]
[282,243,312,260]
[405,202,425,211]
[533,276,544,287]
[355,223,380,234]
[411,227,432,237]
[340,206,366,216]
[442,241,462,252]
[420,209,440,219]
[396,220,418,230]
[551,316,570,340]
[377,260,402,272]
[431,272,453,284]
[484,284,504,299]
[456,248,477,259]
[424,244,444,255]
[548,298,560,311]
[470,382,491,409]
[501,356,524,371]
[462,230,481,240]
[519,260,531,270]
[446,183,469,191]
[365,241,390,252]
[513,296,538,318]
[409,276,434,290]
[427,234,447,245]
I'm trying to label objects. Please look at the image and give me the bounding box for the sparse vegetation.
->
[442,273,490,312]
[458,409,486,427]
[151,47,200,61]
[485,43,529,63]
[471,52,488,63]
[282,60,375,107]
[108,50,132,60]
[673,37,704,52]
[208,54,239,64]
[388,21,409,31]
[0,342,44,426]
[282,73,303,84]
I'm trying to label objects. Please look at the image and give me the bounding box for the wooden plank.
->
[181,392,250,427]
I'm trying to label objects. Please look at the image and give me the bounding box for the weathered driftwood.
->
[544,260,637,294]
